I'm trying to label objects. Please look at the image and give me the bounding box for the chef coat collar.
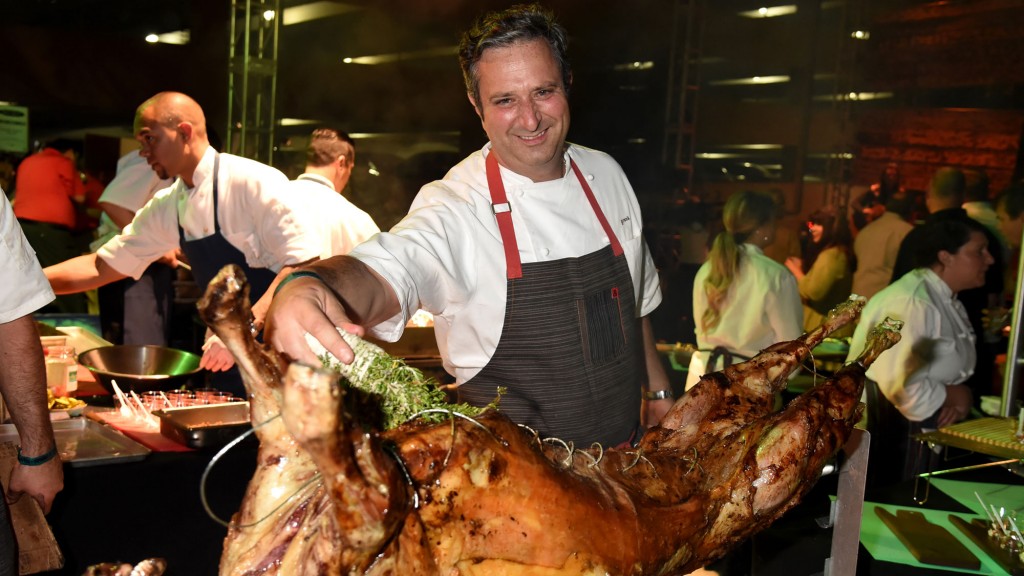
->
[187,147,218,193]
[296,173,335,191]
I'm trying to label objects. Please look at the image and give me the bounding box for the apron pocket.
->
[578,286,626,363]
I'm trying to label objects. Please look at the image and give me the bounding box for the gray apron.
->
[457,152,642,446]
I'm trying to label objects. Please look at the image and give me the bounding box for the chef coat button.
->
[586,174,594,181]
[542,248,550,256]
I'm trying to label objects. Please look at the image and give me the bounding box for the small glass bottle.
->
[45,345,77,397]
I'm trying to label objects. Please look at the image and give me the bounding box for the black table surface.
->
[39,429,257,575]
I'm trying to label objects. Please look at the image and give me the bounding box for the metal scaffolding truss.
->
[227,0,280,164]
[661,0,706,196]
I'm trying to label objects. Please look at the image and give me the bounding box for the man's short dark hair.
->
[306,128,354,168]
[997,180,1024,219]
[458,3,572,111]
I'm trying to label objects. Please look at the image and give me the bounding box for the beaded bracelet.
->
[17,445,58,466]
[274,270,324,296]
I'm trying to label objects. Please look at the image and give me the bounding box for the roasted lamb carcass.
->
[199,265,900,576]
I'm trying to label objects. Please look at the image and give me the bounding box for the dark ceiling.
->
[3,0,1022,190]
[1,0,674,139]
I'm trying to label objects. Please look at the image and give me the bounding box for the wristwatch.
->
[643,389,674,401]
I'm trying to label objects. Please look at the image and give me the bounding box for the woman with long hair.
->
[686,190,803,389]
[785,207,855,333]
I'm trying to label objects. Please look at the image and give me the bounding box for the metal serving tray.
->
[154,402,251,449]
[0,418,150,467]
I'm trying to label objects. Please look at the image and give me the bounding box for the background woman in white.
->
[687,190,803,390]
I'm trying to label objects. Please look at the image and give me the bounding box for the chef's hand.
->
[642,397,674,429]
[8,454,63,514]
[936,384,972,428]
[265,276,365,366]
[201,334,236,372]
[156,249,183,268]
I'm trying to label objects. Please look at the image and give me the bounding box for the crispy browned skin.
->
[203,266,896,576]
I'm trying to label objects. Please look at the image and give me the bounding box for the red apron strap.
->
[486,151,523,279]
[570,159,624,257]
[487,151,625,280]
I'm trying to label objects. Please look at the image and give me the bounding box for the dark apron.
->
[177,154,276,397]
[177,154,276,302]
[457,152,642,446]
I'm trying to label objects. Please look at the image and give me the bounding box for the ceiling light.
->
[283,1,360,26]
[813,91,894,101]
[613,61,654,71]
[739,5,797,18]
[851,30,870,40]
[263,10,275,21]
[709,75,790,86]
[145,30,190,45]
[341,46,458,65]
[278,118,320,126]
[157,30,190,45]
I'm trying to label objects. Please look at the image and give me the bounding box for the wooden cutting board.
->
[0,442,64,574]
[875,507,980,570]
[949,515,1024,575]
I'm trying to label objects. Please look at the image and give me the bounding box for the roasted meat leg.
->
[200,266,899,576]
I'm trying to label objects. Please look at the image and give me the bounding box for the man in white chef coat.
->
[0,190,64,574]
[44,92,320,388]
[265,5,673,446]
[288,128,379,259]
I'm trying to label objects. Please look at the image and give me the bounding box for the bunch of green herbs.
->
[318,331,484,430]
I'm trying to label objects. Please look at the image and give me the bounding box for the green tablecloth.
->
[861,478,1024,574]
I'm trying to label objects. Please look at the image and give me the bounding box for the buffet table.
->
[40,416,257,575]
[745,456,1024,576]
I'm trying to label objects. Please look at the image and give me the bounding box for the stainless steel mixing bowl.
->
[78,345,203,394]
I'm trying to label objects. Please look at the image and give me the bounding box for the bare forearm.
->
[306,255,401,327]
[45,253,126,294]
[0,315,55,454]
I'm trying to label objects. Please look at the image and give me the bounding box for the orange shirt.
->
[12,148,85,229]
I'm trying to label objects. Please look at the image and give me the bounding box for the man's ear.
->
[937,249,953,267]
[178,122,194,142]
[468,93,483,120]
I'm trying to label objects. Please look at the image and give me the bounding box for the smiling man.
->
[44,92,319,390]
[265,4,673,447]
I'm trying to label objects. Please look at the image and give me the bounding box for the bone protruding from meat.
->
[200,266,899,576]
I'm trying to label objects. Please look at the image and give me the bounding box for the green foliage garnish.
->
[318,332,484,430]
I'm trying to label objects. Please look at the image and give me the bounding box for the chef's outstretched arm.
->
[265,255,401,366]
[45,253,127,294]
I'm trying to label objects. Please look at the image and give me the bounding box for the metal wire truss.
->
[661,0,706,196]
[227,0,280,164]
